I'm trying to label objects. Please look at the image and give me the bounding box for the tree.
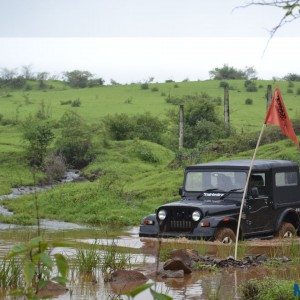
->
[22,117,54,167]
[209,64,248,80]
[56,111,94,168]
[21,65,34,80]
[237,1,300,39]
[63,70,93,88]
[37,72,49,89]
[0,68,17,80]
[284,73,300,81]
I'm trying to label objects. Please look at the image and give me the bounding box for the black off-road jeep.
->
[139,160,300,243]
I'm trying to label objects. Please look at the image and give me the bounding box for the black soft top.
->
[187,160,298,171]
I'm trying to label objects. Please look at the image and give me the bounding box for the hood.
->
[159,197,240,216]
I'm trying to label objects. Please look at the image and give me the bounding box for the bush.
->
[22,117,54,167]
[161,92,166,97]
[219,81,229,88]
[140,83,149,90]
[213,96,222,106]
[71,98,81,107]
[258,84,264,88]
[124,97,132,104]
[288,81,294,87]
[287,88,294,94]
[133,141,160,163]
[297,88,300,95]
[244,80,258,92]
[174,84,179,88]
[151,87,159,92]
[103,113,166,144]
[56,111,95,168]
[43,153,66,182]
[165,95,183,105]
[165,79,174,83]
[241,278,295,300]
[60,100,72,105]
[245,98,253,105]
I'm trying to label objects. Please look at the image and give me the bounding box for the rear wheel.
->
[276,222,296,238]
[214,227,236,244]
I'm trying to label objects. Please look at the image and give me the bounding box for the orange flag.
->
[265,88,299,147]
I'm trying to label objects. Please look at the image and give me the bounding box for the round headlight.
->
[192,211,201,222]
[158,209,167,220]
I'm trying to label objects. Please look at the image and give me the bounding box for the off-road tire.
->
[214,227,236,244]
[276,222,296,238]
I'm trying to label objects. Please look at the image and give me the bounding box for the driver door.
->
[245,173,272,233]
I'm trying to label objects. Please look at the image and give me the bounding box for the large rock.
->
[169,249,199,267]
[160,269,184,279]
[110,270,148,294]
[37,281,68,298]
[163,258,192,274]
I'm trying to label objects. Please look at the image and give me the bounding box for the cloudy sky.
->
[0,0,299,82]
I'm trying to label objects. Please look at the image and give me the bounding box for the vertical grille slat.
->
[163,206,199,232]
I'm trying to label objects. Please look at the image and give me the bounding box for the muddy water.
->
[1,222,300,299]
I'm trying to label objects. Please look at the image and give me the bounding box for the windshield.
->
[185,170,246,192]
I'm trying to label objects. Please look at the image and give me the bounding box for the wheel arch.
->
[215,218,242,239]
[275,209,300,232]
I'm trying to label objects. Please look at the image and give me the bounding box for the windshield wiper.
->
[220,188,244,200]
[197,188,219,200]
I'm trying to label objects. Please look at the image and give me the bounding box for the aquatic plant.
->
[101,241,131,280]
[7,236,69,297]
[0,258,22,288]
[75,243,100,274]
[241,277,295,300]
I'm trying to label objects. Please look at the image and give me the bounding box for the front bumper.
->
[139,224,216,239]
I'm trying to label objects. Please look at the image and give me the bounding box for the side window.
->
[250,173,266,187]
[275,172,298,187]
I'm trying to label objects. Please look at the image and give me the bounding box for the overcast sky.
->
[0,0,299,82]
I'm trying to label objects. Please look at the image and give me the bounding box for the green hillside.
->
[0,79,300,225]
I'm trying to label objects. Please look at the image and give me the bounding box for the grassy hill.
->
[0,79,300,225]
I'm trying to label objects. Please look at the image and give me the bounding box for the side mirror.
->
[179,187,183,196]
[250,187,259,199]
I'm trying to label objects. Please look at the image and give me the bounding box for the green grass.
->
[1,79,300,130]
[1,79,300,226]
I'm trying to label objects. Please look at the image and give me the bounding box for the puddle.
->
[0,222,300,299]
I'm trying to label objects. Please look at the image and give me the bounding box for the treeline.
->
[0,66,105,90]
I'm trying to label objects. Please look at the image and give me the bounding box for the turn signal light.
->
[143,219,154,225]
[200,220,210,227]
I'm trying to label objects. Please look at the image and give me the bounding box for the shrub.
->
[88,78,105,87]
[241,278,295,300]
[174,84,179,88]
[56,111,95,168]
[287,88,293,94]
[165,79,174,83]
[297,88,300,95]
[165,95,183,105]
[244,80,258,92]
[288,81,294,87]
[22,117,54,167]
[71,98,81,107]
[133,141,160,163]
[151,87,159,92]
[213,97,222,106]
[103,113,166,144]
[60,100,72,105]
[140,83,149,90]
[245,98,253,105]
[124,97,132,104]
[161,92,166,97]
[258,84,264,88]
[43,153,66,182]
[219,81,229,88]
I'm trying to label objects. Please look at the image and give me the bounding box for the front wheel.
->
[276,222,296,238]
[214,227,236,244]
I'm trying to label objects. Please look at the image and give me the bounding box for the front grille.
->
[170,220,192,229]
[160,206,199,232]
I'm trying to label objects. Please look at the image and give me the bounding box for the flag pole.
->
[234,123,266,260]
